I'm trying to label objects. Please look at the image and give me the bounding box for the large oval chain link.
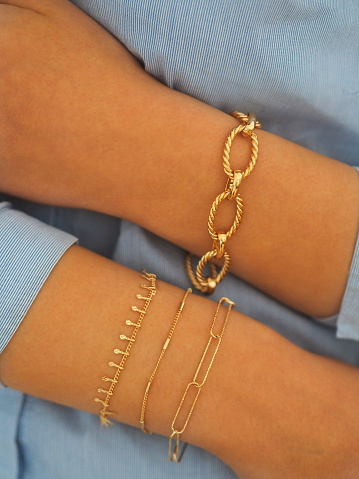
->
[223,111,261,181]
[208,191,243,242]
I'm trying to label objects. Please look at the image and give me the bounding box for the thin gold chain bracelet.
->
[186,112,261,294]
[169,296,236,462]
[140,288,192,434]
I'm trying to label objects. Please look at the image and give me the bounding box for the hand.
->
[0,0,154,207]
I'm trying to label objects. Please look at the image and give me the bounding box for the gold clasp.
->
[212,232,227,260]
[225,170,243,200]
[195,250,231,295]
[241,112,261,137]
[204,277,218,295]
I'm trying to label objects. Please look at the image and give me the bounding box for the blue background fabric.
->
[0,1,359,477]
[0,203,78,354]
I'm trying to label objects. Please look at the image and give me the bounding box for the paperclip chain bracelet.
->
[140,288,192,434]
[94,271,157,428]
[168,296,236,463]
[186,112,261,294]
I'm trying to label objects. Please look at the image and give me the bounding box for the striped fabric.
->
[0,1,358,478]
[337,187,359,340]
[0,202,77,354]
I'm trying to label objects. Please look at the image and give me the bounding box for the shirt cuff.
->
[336,166,359,340]
[0,202,78,354]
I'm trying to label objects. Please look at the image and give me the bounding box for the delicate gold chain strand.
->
[168,297,236,462]
[94,271,157,428]
[140,288,192,434]
[186,112,261,294]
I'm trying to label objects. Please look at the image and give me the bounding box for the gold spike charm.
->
[94,270,157,428]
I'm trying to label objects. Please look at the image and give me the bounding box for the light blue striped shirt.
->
[1,1,359,477]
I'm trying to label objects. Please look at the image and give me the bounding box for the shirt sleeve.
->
[0,202,78,354]
[336,167,359,340]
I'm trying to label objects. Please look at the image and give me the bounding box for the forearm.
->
[2,0,358,318]
[79,88,359,318]
[1,245,359,478]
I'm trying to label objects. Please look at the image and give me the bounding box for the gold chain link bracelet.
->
[186,112,261,294]
[169,296,236,462]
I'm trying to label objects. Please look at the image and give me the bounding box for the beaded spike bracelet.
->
[94,271,157,428]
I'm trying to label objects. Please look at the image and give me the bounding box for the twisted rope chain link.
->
[186,112,261,294]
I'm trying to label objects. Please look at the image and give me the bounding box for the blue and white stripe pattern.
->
[81,0,359,164]
[0,202,77,354]
[0,1,359,478]
[338,183,359,341]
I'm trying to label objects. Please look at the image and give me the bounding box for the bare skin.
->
[0,0,358,317]
[1,245,359,478]
[1,2,359,477]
